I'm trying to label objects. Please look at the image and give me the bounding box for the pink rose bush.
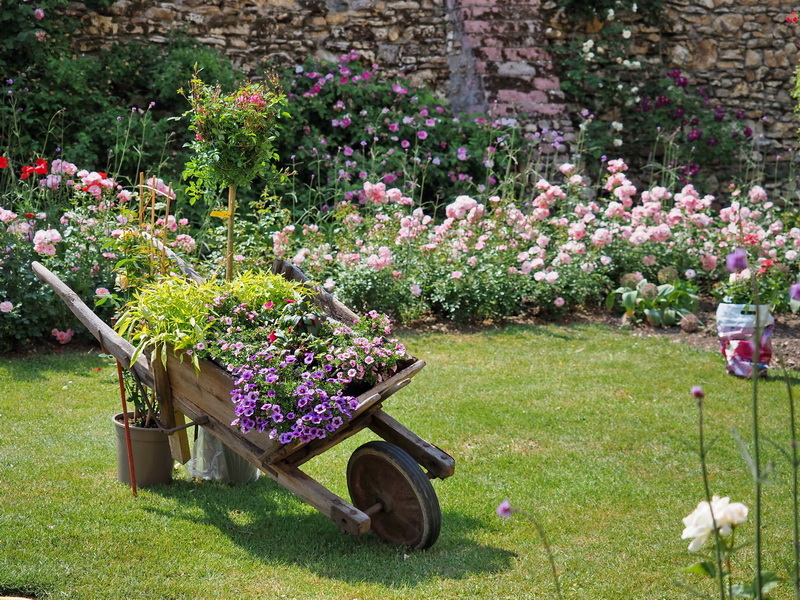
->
[258,159,797,323]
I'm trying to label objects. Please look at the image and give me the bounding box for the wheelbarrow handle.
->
[31,261,155,388]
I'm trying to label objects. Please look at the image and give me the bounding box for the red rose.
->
[0,157,8,169]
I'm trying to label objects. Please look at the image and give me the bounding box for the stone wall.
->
[73,0,799,157]
[659,0,798,158]
[72,0,454,91]
[541,0,799,159]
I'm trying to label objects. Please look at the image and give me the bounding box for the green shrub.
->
[269,51,566,216]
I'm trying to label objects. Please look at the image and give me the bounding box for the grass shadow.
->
[147,477,514,587]
[0,581,50,600]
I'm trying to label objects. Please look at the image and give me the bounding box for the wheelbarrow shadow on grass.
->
[146,477,515,588]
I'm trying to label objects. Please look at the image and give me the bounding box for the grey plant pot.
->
[112,412,174,487]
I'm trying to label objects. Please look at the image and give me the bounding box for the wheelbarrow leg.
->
[367,409,455,479]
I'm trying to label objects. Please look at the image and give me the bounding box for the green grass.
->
[0,324,798,599]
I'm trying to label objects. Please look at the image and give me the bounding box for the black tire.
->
[346,440,441,550]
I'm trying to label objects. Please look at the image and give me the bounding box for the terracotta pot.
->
[112,413,173,487]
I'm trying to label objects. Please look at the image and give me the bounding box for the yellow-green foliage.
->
[116,270,312,368]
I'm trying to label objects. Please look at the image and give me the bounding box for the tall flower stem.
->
[515,508,564,600]
[697,393,728,599]
[750,276,763,600]
[780,357,800,599]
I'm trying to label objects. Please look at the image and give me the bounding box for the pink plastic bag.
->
[716,303,774,378]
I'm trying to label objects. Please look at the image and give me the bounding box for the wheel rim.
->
[347,441,441,549]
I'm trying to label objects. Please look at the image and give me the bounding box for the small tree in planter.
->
[181,72,288,280]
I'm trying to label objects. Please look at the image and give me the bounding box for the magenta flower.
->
[497,500,513,519]
[691,386,704,399]
[725,248,748,272]
[417,130,428,140]
[34,8,45,20]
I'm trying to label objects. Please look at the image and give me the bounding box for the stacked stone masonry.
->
[73,0,798,158]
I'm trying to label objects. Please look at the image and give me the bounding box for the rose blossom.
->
[0,301,12,313]
[681,495,748,552]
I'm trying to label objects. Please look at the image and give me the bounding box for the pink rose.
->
[0,301,13,313]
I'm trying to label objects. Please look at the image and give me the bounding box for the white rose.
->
[681,496,748,552]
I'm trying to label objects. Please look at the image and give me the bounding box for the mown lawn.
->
[0,324,797,599]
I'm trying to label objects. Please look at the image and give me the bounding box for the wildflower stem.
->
[698,395,728,599]
[750,275,763,600]
[780,356,800,599]
[517,508,564,600]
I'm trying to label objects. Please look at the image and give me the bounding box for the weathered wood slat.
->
[30,260,154,388]
[368,410,456,480]
[163,351,283,456]
[153,349,191,464]
[264,461,371,536]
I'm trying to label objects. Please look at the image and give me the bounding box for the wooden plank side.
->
[368,409,456,480]
[173,394,274,469]
[164,352,283,456]
[31,260,154,388]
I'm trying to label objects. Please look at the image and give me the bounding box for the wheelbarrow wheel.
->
[347,440,441,550]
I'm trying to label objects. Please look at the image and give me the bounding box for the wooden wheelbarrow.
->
[31,258,455,550]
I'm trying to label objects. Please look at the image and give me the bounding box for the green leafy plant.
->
[606,276,699,326]
[2,27,236,189]
[115,270,308,370]
[181,73,288,279]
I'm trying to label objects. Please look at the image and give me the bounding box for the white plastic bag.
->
[186,427,260,483]
[716,303,774,378]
